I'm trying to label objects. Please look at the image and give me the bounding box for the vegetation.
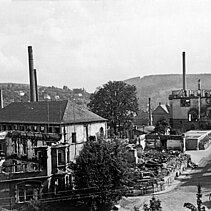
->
[73,139,130,210]
[0,83,90,108]
[143,195,162,211]
[154,119,169,135]
[184,184,206,211]
[88,81,138,135]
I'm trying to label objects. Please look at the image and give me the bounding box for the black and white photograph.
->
[0,0,211,210]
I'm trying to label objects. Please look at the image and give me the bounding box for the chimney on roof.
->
[28,46,36,102]
[182,52,186,92]
[0,90,3,109]
[34,69,39,102]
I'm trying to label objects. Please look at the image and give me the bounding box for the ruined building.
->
[0,100,107,209]
[169,52,211,132]
[0,46,107,209]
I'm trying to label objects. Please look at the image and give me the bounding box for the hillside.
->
[124,74,211,110]
[0,83,90,108]
[2,74,211,111]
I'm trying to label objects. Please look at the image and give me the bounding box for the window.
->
[0,143,3,153]
[32,126,37,132]
[188,108,198,122]
[84,125,88,141]
[26,125,32,131]
[26,187,34,201]
[99,127,104,137]
[72,132,76,144]
[18,188,25,202]
[37,151,42,160]
[19,125,24,131]
[67,147,70,163]
[2,125,6,131]
[48,126,53,133]
[207,108,211,117]
[16,185,41,203]
[180,99,190,107]
[40,126,45,132]
[36,126,40,132]
[55,127,61,134]
[58,148,65,165]
[65,175,69,188]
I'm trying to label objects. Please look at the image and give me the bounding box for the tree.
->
[184,184,206,211]
[154,119,169,134]
[88,81,138,135]
[143,195,162,211]
[73,139,129,210]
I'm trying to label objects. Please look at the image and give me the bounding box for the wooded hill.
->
[2,74,211,111]
[0,83,90,108]
[124,74,211,110]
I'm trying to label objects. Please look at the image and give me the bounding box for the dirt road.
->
[120,147,211,211]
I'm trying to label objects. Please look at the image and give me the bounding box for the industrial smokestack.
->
[28,46,36,102]
[198,79,201,91]
[148,98,152,126]
[0,90,3,109]
[34,69,39,102]
[182,52,186,92]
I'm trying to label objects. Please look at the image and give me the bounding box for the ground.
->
[119,146,211,211]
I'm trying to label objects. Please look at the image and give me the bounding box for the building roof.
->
[0,100,107,125]
[152,104,170,115]
[184,130,211,140]
[137,125,155,134]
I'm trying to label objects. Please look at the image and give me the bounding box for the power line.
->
[0,187,127,207]
[0,185,125,201]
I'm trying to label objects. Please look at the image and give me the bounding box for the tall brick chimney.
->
[34,69,39,102]
[28,46,36,102]
[182,52,186,92]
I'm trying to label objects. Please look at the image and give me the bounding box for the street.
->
[120,146,211,211]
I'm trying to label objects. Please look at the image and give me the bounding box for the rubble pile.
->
[125,149,190,196]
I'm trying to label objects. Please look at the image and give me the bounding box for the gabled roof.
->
[0,100,107,124]
[63,101,107,124]
[152,104,170,115]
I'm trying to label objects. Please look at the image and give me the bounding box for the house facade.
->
[152,103,170,125]
[0,100,107,209]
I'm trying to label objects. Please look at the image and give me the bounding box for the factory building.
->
[169,52,211,133]
[0,46,107,209]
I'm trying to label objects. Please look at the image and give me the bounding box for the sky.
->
[1,0,211,92]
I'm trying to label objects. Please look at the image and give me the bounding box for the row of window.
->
[0,124,61,134]
[180,98,211,107]
[16,175,73,203]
